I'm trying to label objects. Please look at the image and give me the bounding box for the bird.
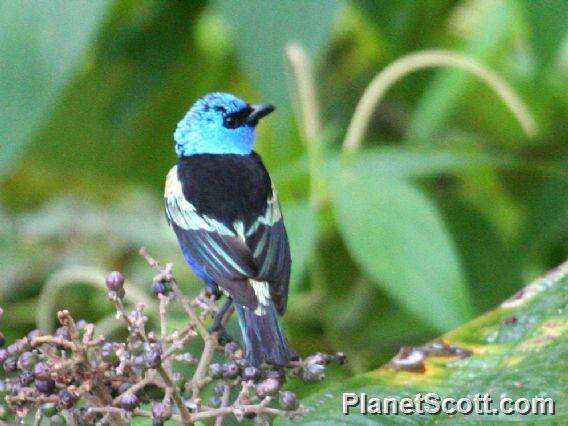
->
[164,92,297,367]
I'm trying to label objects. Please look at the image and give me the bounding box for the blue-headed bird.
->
[164,92,297,366]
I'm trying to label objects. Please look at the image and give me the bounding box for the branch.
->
[139,247,209,338]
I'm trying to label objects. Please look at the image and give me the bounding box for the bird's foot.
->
[217,329,233,346]
[209,321,233,345]
[210,298,234,344]
[210,298,233,329]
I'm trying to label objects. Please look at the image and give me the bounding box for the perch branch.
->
[139,247,209,338]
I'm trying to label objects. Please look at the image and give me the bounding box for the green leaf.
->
[333,160,474,331]
[437,195,522,312]
[520,172,568,259]
[407,1,514,142]
[356,0,456,57]
[0,0,109,179]
[521,0,568,71]
[213,0,344,159]
[281,202,317,291]
[280,262,568,424]
[14,1,211,194]
[327,146,525,179]
[215,0,343,109]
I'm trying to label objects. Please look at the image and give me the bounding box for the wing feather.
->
[246,187,291,314]
[165,166,257,309]
[165,166,291,314]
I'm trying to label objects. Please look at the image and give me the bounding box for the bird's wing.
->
[165,167,259,310]
[245,185,291,314]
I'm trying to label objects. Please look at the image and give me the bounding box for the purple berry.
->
[222,361,240,379]
[7,338,28,356]
[34,362,51,380]
[106,271,125,292]
[144,345,162,369]
[265,368,286,384]
[208,363,223,379]
[10,382,23,395]
[152,402,172,424]
[255,378,281,398]
[301,362,325,382]
[3,357,17,373]
[20,371,34,386]
[55,327,71,341]
[306,353,330,365]
[279,390,299,410]
[118,382,132,394]
[241,366,261,382]
[26,329,43,342]
[35,379,56,395]
[120,393,139,411]
[0,332,4,348]
[59,389,77,409]
[152,281,170,296]
[17,351,38,371]
[100,342,118,364]
[134,355,145,367]
[224,341,240,356]
[0,349,8,365]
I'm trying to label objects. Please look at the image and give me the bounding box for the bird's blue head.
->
[174,92,275,156]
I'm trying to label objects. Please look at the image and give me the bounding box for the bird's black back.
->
[177,152,272,227]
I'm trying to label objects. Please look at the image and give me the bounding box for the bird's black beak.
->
[246,104,275,125]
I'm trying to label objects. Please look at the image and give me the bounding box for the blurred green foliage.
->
[0,0,566,396]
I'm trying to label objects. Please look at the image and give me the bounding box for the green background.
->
[0,0,566,420]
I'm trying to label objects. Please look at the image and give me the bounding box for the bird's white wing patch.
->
[246,184,282,237]
[249,279,271,315]
[165,165,235,236]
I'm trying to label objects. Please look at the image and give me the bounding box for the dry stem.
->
[342,49,537,152]
[139,247,209,338]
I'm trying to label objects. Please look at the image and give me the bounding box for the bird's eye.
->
[223,115,239,129]
[222,106,253,129]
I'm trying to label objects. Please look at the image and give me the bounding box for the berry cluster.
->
[0,249,345,424]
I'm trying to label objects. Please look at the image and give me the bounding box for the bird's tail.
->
[235,301,297,367]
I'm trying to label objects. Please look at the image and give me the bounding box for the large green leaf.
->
[213,0,344,159]
[436,196,522,312]
[521,0,568,72]
[356,0,458,57]
[327,146,527,178]
[520,173,568,262]
[282,202,317,292]
[214,0,343,109]
[0,0,109,179]
[407,1,514,142]
[283,261,568,424]
[8,1,212,198]
[333,158,474,331]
